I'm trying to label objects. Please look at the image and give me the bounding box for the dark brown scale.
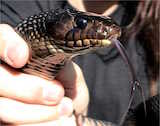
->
[80,29,87,40]
[73,28,81,41]
[65,30,74,40]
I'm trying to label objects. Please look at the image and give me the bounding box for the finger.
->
[56,62,89,114]
[0,64,64,105]
[12,116,76,126]
[0,24,29,68]
[0,97,73,124]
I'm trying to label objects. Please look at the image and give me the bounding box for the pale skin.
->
[0,0,118,126]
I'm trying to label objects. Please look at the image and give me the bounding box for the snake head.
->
[45,8,121,53]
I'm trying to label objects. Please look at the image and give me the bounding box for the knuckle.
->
[28,87,43,103]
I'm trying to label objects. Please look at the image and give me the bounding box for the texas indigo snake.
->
[2,8,159,126]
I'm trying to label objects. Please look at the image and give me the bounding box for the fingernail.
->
[58,98,73,116]
[6,44,27,67]
[43,86,63,104]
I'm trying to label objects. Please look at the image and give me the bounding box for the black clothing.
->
[0,0,149,124]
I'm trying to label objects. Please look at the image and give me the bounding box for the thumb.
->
[0,24,29,68]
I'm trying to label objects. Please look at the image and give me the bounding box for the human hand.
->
[0,24,89,125]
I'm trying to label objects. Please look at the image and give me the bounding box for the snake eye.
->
[76,18,87,29]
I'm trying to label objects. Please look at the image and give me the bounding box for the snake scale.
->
[12,8,159,126]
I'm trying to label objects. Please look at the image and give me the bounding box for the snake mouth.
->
[54,38,113,53]
[66,39,112,47]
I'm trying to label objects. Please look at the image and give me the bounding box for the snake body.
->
[14,8,159,126]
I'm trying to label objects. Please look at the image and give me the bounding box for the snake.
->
[15,8,121,80]
[3,8,158,126]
